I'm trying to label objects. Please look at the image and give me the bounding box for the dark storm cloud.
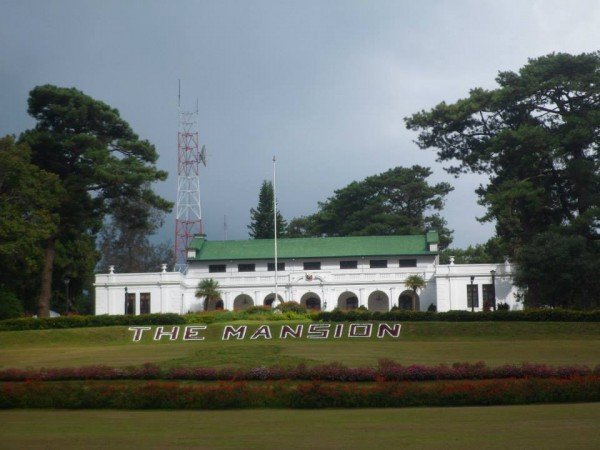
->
[2,0,599,247]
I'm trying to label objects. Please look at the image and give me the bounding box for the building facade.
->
[94,232,521,315]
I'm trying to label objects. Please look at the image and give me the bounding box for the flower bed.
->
[1,361,598,382]
[2,376,599,409]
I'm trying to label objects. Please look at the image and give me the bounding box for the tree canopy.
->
[0,136,63,312]
[96,191,173,274]
[289,166,453,248]
[248,180,287,239]
[406,52,600,307]
[19,85,172,316]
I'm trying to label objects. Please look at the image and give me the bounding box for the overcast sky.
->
[2,0,599,248]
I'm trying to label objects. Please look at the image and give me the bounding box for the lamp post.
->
[273,155,279,309]
[490,269,497,310]
[63,277,70,314]
[124,287,128,315]
[470,276,475,312]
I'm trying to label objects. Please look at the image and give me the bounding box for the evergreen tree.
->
[96,190,173,273]
[248,180,287,239]
[406,52,600,307]
[20,85,172,316]
[288,166,454,249]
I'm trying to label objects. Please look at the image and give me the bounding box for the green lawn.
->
[1,404,599,449]
[1,321,600,369]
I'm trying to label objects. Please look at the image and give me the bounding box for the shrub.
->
[2,376,599,409]
[497,302,510,311]
[0,289,23,320]
[0,313,185,331]
[427,303,437,312]
[275,301,307,314]
[245,306,272,315]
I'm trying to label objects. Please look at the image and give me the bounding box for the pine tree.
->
[248,180,287,239]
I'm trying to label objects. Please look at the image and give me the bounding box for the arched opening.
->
[367,290,389,312]
[233,294,254,311]
[338,291,359,310]
[300,292,321,311]
[398,290,420,311]
[205,298,223,311]
[264,293,284,307]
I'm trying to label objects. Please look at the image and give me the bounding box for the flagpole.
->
[273,155,278,308]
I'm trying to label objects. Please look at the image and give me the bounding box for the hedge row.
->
[0,313,186,331]
[2,308,600,331]
[2,377,599,409]
[314,308,600,322]
[2,361,598,383]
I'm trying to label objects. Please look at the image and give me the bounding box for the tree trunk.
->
[38,237,56,317]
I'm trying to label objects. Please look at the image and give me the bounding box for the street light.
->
[124,287,128,315]
[470,276,475,312]
[63,277,70,314]
[490,269,497,310]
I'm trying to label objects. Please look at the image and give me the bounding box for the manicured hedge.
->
[2,308,600,332]
[2,361,598,382]
[2,376,599,409]
[315,308,600,322]
[0,313,186,331]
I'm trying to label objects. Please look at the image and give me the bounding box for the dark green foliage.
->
[315,309,600,322]
[18,85,172,316]
[248,180,287,239]
[96,191,173,273]
[439,238,505,264]
[427,303,437,312]
[275,301,307,313]
[288,166,453,248]
[515,231,600,308]
[0,313,185,331]
[406,52,600,307]
[0,289,24,320]
[0,136,63,313]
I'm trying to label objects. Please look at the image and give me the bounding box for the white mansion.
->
[94,231,521,315]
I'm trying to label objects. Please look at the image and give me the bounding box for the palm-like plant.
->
[195,278,221,311]
[404,275,426,294]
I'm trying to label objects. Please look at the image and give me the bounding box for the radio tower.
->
[174,81,207,271]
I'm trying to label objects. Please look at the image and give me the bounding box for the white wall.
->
[94,259,522,314]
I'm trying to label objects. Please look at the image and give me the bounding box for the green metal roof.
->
[189,233,438,262]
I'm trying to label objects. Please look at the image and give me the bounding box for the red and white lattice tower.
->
[174,93,206,270]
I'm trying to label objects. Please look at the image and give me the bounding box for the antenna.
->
[174,83,207,271]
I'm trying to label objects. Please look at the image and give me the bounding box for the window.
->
[340,260,357,269]
[467,284,479,308]
[140,293,151,314]
[399,259,417,268]
[370,259,387,269]
[483,284,495,307]
[267,262,285,271]
[125,293,135,315]
[209,264,226,273]
[303,261,321,270]
[238,263,255,272]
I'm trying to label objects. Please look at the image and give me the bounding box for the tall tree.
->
[20,85,172,316]
[405,52,600,307]
[248,180,287,239]
[0,136,63,313]
[290,166,454,248]
[97,192,173,273]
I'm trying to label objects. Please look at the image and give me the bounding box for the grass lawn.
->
[1,403,599,449]
[1,321,600,369]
